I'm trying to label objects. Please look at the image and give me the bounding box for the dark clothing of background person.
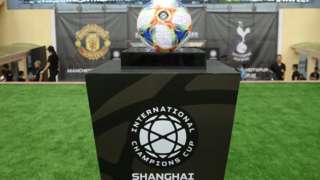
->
[18,76,25,81]
[18,71,25,81]
[48,53,59,81]
[299,74,306,80]
[4,70,13,81]
[271,63,286,80]
[292,70,300,80]
[310,72,319,80]
[31,68,42,81]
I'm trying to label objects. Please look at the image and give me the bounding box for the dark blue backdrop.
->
[7,0,317,9]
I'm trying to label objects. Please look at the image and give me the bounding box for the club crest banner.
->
[56,11,278,81]
[206,12,278,80]
[56,13,127,80]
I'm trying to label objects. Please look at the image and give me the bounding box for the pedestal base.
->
[86,60,240,180]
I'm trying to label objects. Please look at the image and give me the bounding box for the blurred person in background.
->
[0,68,5,81]
[310,67,319,80]
[0,64,13,82]
[299,74,306,80]
[31,61,43,81]
[18,71,26,81]
[0,70,4,81]
[239,64,247,80]
[291,64,300,81]
[41,46,59,82]
[271,55,286,80]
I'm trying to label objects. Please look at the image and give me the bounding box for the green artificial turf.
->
[0,85,100,180]
[0,84,319,180]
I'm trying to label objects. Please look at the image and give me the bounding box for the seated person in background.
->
[31,61,42,81]
[1,64,13,81]
[310,67,319,80]
[0,68,5,81]
[18,71,26,81]
[291,64,300,81]
[0,70,5,81]
[271,55,286,80]
[299,74,306,80]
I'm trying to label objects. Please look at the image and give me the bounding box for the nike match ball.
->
[137,0,192,52]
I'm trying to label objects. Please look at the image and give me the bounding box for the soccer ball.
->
[137,0,192,52]
[139,114,187,159]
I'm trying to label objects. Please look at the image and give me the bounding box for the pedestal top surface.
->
[123,47,205,54]
[88,60,239,75]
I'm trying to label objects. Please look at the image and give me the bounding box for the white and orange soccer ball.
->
[137,0,192,52]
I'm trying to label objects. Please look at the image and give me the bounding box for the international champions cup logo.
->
[130,106,198,168]
[75,24,111,61]
[232,21,252,62]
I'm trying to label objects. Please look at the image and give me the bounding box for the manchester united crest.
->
[75,24,111,60]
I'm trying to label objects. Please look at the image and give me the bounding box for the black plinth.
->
[85,60,240,180]
[121,48,206,69]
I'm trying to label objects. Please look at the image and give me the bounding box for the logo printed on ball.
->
[136,0,192,51]
[130,106,198,168]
